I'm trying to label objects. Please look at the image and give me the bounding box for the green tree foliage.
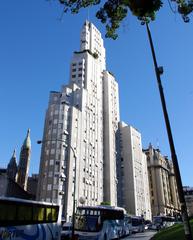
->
[58,0,193,38]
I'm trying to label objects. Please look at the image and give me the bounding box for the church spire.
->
[7,149,18,181]
[16,129,31,190]
[22,128,31,150]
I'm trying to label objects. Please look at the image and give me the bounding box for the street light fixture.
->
[37,138,77,240]
[144,21,192,240]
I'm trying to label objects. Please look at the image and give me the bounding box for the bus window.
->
[33,206,45,222]
[90,210,94,215]
[7,204,17,220]
[52,207,58,222]
[18,205,32,221]
[0,203,8,221]
[45,207,58,222]
[46,207,52,221]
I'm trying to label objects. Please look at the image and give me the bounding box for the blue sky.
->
[0,1,192,186]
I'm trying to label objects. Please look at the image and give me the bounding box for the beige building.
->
[183,186,193,217]
[144,144,181,217]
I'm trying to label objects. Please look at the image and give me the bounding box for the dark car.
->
[61,222,72,240]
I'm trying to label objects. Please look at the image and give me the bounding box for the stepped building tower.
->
[37,21,120,220]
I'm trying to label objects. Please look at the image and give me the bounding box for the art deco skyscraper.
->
[37,21,120,220]
[17,129,31,190]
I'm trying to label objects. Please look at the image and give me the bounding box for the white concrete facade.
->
[103,71,120,205]
[117,122,152,220]
[37,21,120,220]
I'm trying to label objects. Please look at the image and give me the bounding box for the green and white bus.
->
[74,205,127,240]
[0,197,60,240]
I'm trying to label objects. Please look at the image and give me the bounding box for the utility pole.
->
[145,22,192,240]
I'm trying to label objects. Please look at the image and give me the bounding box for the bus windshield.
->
[131,218,143,226]
[75,215,101,232]
[75,206,124,233]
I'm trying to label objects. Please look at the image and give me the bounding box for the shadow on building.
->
[0,172,35,200]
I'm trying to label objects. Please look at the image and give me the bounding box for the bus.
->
[153,215,175,229]
[0,197,60,240]
[74,205,126,240]
[131,216,145,233]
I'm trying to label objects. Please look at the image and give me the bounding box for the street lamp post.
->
[37,138,77,240]
[145,22,192,240]
[69,145,77,240]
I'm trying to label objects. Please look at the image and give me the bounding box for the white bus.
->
[153,215,175,229]
[0,197,60,240]
[74,206,126,240]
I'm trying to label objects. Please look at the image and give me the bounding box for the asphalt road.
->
[123,230,157,240]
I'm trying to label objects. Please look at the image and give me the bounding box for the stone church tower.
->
[7,149,18,181]
[17,129,31,190]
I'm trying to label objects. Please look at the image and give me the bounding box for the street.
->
[123,230,157,240]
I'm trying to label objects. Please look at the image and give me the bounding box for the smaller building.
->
[0,168,7,175]
[183,186,193,217]
[117,122,152,220]
[27,174,39,197]
[0,173,35,200]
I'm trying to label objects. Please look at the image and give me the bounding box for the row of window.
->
[72,73,84,78]
[72,62,83,66]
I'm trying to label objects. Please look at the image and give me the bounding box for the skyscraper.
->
[17,129,31,190]
[37,21,120,220]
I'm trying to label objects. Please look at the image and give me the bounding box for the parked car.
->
[144,220,152,230]
[61,222,72,240]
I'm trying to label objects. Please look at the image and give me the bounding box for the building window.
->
[54,177,58,184]
[50,159,54,165]
[53,119,58,124]
[47,184,52,191]
[51,149,55,154]
[72,74,76,78]
[53,190,57,199]
[52,129,57,134]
